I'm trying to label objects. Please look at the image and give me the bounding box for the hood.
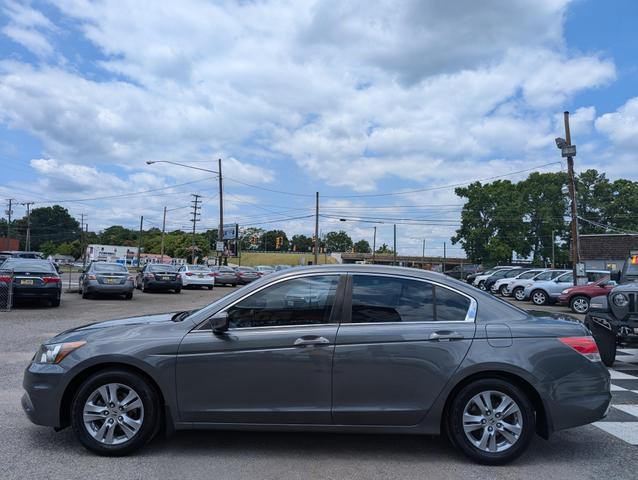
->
[49,312,177,343]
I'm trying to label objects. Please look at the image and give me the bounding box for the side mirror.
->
[209,311,229,333]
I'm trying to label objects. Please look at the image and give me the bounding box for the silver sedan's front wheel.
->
[72,369,158,456]
[462,391,523,453]
[83,383,145,445]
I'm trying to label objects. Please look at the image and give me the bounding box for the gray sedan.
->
[22,265,610,465]
[79,262,134,300]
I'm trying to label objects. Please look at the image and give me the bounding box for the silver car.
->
[23,265,610,465]
[79,262,134,300]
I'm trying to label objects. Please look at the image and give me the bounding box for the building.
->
[578,234,638,271]
[0,238,19,250]
[138,253,186,266]
[85,244,138,266]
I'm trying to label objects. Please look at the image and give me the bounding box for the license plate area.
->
[20,279,34,285]
[161,276,171,280]
[105,278,118,284]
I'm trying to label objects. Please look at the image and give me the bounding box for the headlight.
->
[525,283,533,287]
[34,341,86,364]
[612,293,629,307]
[561,289,572,294]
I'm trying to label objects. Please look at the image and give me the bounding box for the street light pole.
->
[372,226,376,264]
[393,224,397,266]
[218,158,224,265]
[551,229,555,269]
[314,192,319,265]
[160,206,167,264]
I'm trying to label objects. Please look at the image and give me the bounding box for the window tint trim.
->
[343,273,477,324]
[194,272,345,331]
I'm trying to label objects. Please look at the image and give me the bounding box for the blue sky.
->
[1,0,637,256]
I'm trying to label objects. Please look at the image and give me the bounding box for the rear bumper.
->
[12,286,60,299]
[145,280,182,290]
[182,276,214,286]
[85,281,134,295]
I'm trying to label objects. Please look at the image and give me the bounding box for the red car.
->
[557,276,616,314]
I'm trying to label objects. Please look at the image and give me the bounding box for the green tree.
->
[263,230,289,250]
[291,234,314,252]
[375,243,394,254]
[39,240,57,257]
[12,205,80,250]
[324,230,353,253]
[602,179,638,232]
[99,225,138,246]
[353,239,371,253]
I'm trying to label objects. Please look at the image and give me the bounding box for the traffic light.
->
[275,236,283,249]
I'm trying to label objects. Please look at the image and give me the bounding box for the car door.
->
[332,273,477,426]
[176,273,346,424]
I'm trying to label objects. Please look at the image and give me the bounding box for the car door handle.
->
[293,336,330,347]
[429,331,464,341]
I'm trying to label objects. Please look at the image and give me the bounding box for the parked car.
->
[255,265,275,276]
[508,269,568,301]
[210,266,239,286]
[0,258,61,306]
[274,264,292,271]
[523,270,610,306]
[484,268,529,294]
[472,266,516,290]
[135,264,182,293]
[178,264,214,290]
[234,266,260,284]
[79,262,135,300]
[445,264,481,281]
[22,265,610,464]
[0,250,43,259]
[493,269,546,297]
[557,276,616,314]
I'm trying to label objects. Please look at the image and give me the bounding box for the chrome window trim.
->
[348,272,477,323]
[195,272,344,331]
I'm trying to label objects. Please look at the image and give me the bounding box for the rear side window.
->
[519,271,540,280]
[350,275,471,323]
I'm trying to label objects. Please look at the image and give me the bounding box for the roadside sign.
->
[216,241,225,252]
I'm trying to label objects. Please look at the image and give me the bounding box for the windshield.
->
[187,265,209,271]
[93,263,128,273]
[238,267,256,272]
[148,264,177,272]
[0,259,55,273]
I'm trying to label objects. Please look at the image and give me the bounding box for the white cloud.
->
[2,0,56,57]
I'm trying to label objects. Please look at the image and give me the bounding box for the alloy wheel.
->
[571,297,590,314]
[513,288,525,301]
[82,383,144,445]
[532,291,546,305]
[462,390,523,453]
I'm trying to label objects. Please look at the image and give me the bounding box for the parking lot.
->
[2,285,638,480]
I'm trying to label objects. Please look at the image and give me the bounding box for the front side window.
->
[557,273,573,283]
[518,271,539,280]
[350,275,471,323]
[227,275,340,328]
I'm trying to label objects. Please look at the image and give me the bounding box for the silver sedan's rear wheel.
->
[513,287,525,301]
[531,290,548,305]
[71,369,159,456]
[462,391,523,453]
[448,378,535,465]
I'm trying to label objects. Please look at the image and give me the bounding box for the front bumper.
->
[22,362,68,428]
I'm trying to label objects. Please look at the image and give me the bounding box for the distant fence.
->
[0,270,13,312]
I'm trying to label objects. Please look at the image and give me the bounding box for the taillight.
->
[127,275,134,282]
[185,272,194,276]
[87,274,97,280]
[0,275,11,283]
[145,273,155,279]
[42,277,60,284]
[208,273,217,277]
[559,336,601,362]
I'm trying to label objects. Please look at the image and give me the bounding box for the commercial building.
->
[578,234,638,271]
[85,244,138,266]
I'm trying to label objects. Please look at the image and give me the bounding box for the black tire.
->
[174,288,181,294]
[124,292,133,300]
[589,321,617,367]
[81,290,91,299]
[530,289,548,306]
[478,281,486,291]
[499,285,510,297]
[569,295,590,314]
[70,369,160,456]
[207,285,213,290]
[136,279,142,290]
[141,281,148,293]
[512,287,525,301]
[51,295,61,307]
[447,378,535,465]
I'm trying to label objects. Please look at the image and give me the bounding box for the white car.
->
[493,269,547,296]
[471,266,516,290]
[508,269,568,300]
[177,264,215,289]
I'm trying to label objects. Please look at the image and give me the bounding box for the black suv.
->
[586,251,638,366]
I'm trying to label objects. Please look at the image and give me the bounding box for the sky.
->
[1,0,637,257]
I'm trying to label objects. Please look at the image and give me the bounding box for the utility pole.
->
[5,199,14,249]
[314,192,319,265]
[79,213,86,267]
[84,223,88,268]
[562,111,580,286]
[160,206,167,264]
[393,224,397,266]
[22,202,34,251]
[422,239,426,269]
[218,158,224,265]
[136,216,143,268]
[372,226,376,264]
[551,229,556,269]
[443,242,447,273]
[190,194,202,264]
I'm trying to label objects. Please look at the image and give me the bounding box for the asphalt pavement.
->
[1,285,637,479]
